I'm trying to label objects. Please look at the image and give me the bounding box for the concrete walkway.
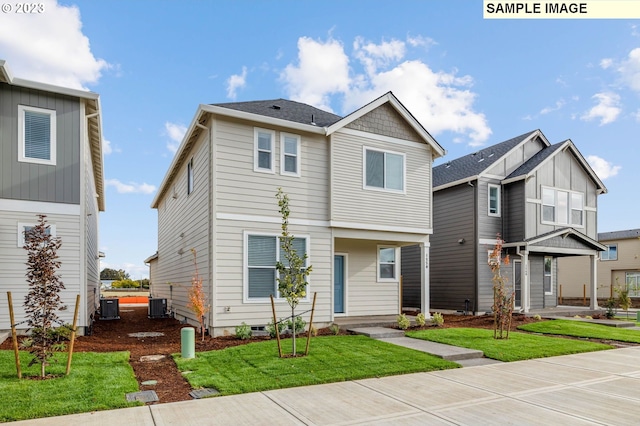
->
[12,346,640,425]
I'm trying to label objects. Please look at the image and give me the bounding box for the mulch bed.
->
[0,308,632,404]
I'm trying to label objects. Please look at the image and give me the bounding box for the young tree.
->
[22,215,67,378]
[489,234,513,339]
[187,248,209,341]
[275,188,312,356]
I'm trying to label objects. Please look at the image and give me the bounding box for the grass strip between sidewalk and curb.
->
[518,319,640,343]
[406,328,613,362]
[0,351,140,423]
[173,335,459,395]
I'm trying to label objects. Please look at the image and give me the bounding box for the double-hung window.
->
[17,222,56,247]
[364,147,405,192]
[18,105,56,165]
[378,246,398,281]
[601,244,617,261]
[488,184,501,216]
[627,272,640,297]
[280,133,301,177]
[254,128,275,173]
[543,256,553,294]
[246,233,309,301]
[187,158,194,195]
[542,187,584,227]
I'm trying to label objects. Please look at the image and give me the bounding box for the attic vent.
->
[445,161,451,168]
[271,105,281,110]
[488,152,494,158]
[311,114,316,125]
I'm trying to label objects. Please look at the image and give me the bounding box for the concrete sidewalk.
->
[13,346,640,425]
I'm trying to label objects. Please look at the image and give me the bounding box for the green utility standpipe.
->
[181,327,195,359]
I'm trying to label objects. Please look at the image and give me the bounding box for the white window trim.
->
[253,127,275,173]
[544,256,553,295]
[187,158,194,195]
[18,105,57,166]
[540,186,585,228]
[362,146,406,194]
[377,245,399,282]
[488,184,501,217]
[243,231,311,303]
[601,244,618,261]
[17,222,57,247]
[280,132,301,177]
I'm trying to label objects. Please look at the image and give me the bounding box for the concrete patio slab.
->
[431,366,561,395]
[353,411,458,425]
[150,393,303,426]
[578,376,640,400]
[486,359,611,385]
[11,406,154,426]
[540,352,640,375]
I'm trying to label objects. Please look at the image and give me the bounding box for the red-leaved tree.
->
[489,234,513,339]
[187,248,209,341]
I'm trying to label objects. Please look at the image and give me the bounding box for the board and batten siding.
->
[0,84,81,204]
[485,136,546,178]
[213,117,330,221]
[503,181,525,242]
[400,244,421,309]
[212,219,332,335]
[153,132,211,325]
[330,131,432,229]
[430,184,477,312]
[0,209,81,331]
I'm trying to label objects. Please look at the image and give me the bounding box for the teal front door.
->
[334,255,345,314]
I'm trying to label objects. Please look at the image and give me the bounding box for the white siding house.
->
[0,60,105,335]
[149,92,445,336]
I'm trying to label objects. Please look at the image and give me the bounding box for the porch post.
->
[522,250,530,313]
[420,242,430,318]
[590,254,599,309]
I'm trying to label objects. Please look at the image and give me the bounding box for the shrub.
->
[533,314,542,321]
[309,325,318,337]
[329,324,340,335]
[416,312,426,327]
[235,322,252,340]
[431,312,444,327]
[265,319,286,338]
[111,279,140,289]
[397,314,410,330]
[605,297,616,319]
[286,316,306,335]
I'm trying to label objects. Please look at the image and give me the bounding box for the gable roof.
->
[0,59,105,210]
[504,227,607,252]
[433,130,542,189]
[598,228,640,241]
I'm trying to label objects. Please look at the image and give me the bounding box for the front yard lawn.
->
[518,319,640,343]
[0,351,140,422]
[173,335,459,395]
[406,328,613,362]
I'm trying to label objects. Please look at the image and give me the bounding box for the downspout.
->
[472,180,478,314]
[515,244,529,312]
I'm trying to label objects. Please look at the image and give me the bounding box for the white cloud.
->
[164,122,187,153]
[540,99,566,115]
[280,36,491,146]
[103,138,112,155]
[600,58,613,69]
[406,35,437,49]
[617,47,640,92]
[105,178,156,194]
[226,66,248,100]
[0,0,109,89]
[587,155,621,180]
[580,92,621,125]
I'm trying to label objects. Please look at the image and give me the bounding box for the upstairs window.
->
[542,187,584,227]
[280,133,301,177]
[254,128,275,173]
[18,105,56,165]
[488,184,501,216]
[364,147,405,192]
[187,158,194,195]
[601,244,617,261]
[18,222,56,247]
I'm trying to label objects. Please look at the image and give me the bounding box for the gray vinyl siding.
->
[330,131,432,230]
[486,136,546,177]
[153,132,211,325]
[0,84,81,204]
[477,177,502,240]
[504,181,525,242]
[84,151,100,319]
[400,244,421,308]
[529,255,545,310]
[430,184,476,311]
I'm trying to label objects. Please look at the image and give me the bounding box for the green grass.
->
[173,335,459,395]
[0,351,140,422]
[406,328,613,362]
[518,319,640,343]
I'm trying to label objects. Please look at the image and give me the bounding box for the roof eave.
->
[433,175,478,191]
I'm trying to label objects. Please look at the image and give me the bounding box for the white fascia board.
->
[501,175,526,185]
[11,76,99,100]
[434,176,478,192]
[563,140,607,194]
[0,59,12,82]
[201,104,326,135]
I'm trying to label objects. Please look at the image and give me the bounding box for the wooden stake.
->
[66,294,81,375]
[270,295,282,358]
[583,284,586,306]
[304,292,317,356]
[7,292,21,379]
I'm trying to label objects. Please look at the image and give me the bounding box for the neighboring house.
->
[558,229,640,299]
[402,129,606,314]
[0,60,105,335]
[148,92,445,336]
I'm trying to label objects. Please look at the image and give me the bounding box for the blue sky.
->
[1,1,637,278]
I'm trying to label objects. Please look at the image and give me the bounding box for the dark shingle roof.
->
[598,229,640,241]
[433,130,537,187]
[211,98,342,128]
[505,141,565,180]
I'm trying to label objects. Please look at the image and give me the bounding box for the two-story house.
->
[558,229,640,301]
[148,92,445,336]
[402,129,606,314]
[0,60,105,335]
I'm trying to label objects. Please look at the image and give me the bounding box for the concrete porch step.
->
[545,316,637,328]
[348,327,406,339]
